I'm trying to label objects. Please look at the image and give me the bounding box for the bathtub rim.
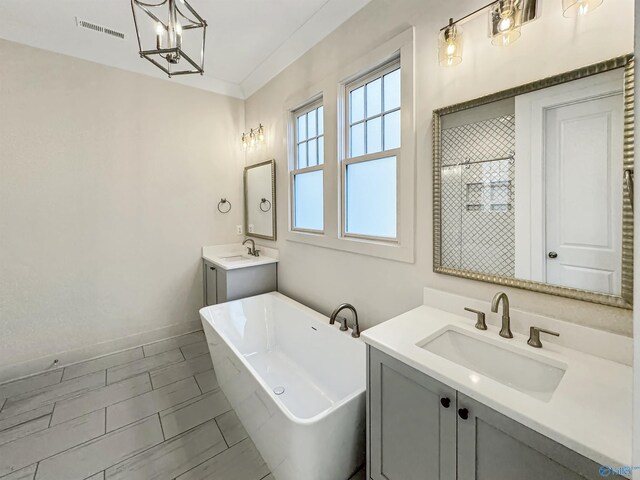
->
[199,291,366,427]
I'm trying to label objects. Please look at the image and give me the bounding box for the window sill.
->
[284,229,414,263]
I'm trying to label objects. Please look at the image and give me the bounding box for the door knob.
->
[458,408,469,420]
[548,252,558,259]
[440,397,451,408]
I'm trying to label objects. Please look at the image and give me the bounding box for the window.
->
[291,101,324,232]
[343,60,401,240]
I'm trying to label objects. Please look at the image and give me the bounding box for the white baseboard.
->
[0,320,203,384]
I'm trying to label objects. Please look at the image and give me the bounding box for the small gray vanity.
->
[203,158,278,306]
[367,346,623,480]
[202,245,278,305]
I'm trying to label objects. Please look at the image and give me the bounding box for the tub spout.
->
[329,303,360,338]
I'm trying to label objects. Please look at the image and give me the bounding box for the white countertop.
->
[361,305,632,471]
[202,243,279,271]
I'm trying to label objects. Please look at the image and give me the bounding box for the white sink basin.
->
[418,326,567,402]
[220,255,256,263]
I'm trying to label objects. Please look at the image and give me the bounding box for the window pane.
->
[350,122,365,157]
[318,106,324,135]
[318,136,324,165]
[366,78,382,117]
[383,110,401,150]
[297,114,307,141]
[366,117,382,154]
[294,170,323,230]
[298,142,308,168]
[346,156,397,238]
[383,69,401,111]
[308,139,318,167]
[350,86,365,123]
[308,110,317,138]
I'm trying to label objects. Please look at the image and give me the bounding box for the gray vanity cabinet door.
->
[205,263,217,306]
[456,393,622,480]
[369,347,457,480]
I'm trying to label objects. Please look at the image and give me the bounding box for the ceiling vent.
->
[75,17,125,40]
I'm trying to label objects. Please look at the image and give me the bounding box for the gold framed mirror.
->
[432,55,634,309]
[244,159,277,241]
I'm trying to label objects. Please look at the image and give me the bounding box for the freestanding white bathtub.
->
[199,292,366,480]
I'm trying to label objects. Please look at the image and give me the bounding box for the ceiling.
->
[0,0,371,99]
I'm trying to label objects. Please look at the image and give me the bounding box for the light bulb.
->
[578,1,589,15]
[498,16,513,32]
[446,43,456,55]
[156,22,164,36]
[257,125,265,142]
[175,23,182,35]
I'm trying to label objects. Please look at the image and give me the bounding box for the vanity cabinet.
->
[368,347,622,480]
[203,260,277,306]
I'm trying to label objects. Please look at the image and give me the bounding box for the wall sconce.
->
[438,0,537,67]
[241,124,265,150]
[562,0,603,17]
[439,19,463,67]
[490,0,522,46]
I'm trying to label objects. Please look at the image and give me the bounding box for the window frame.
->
[341,58,402,243]
[290,98,325,234]
[283,28,415,263]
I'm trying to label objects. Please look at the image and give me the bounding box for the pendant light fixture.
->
[131,0,207,77]
[562,0,604,17]
[490,0,522,46]
[438,19,464,67]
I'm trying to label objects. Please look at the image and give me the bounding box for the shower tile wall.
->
[440,115,516,277]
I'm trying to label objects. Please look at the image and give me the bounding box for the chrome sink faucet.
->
[242,238,260,257]
[329,303,360,338]
[491,292,513,338]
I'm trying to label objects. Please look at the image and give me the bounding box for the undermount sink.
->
[418,326,567,402]
[220,255,256,263]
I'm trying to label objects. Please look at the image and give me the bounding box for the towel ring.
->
[217,198,231,214]
[260,198,272,212]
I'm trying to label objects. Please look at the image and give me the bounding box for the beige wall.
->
[0,39,245,380]
[244,0,635,336]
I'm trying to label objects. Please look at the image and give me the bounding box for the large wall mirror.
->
[244,159,276,241]
[433,56,634,308]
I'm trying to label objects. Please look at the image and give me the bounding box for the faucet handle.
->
[527,326,559,348]
[464,307,487,331]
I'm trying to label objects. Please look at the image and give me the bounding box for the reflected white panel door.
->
[545,93,623,294]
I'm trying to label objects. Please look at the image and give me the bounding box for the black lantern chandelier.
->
[131,0,207,77]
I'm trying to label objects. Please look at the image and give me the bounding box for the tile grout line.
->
[214,416,230,449]
[194,375,203,395]
[157,412,167,442]
[0,410,109,475]
[105,415,223,478]
[102,372,200,419]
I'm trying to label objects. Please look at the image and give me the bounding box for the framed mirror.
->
[244,159,276,241]
[433,55,634,309]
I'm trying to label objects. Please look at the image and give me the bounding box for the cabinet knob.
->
[548,251,558,259]
[440,397,451,408]
[210,266,215,271]
[458,408,469,420]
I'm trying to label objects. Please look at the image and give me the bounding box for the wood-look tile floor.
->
[0,332,366,480]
